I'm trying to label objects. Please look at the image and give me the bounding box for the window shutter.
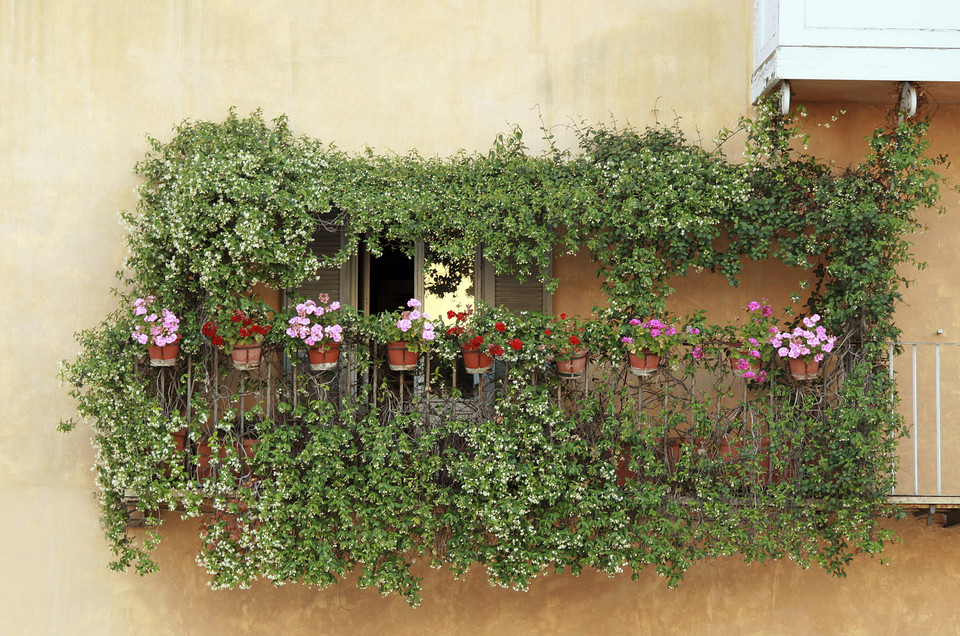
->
[292,213,346,304]
[493,274,546,312]
[481,254,553,315]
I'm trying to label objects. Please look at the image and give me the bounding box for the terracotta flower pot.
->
[148,334,181,367]
[556,348,588,377]
[163,427,188,478]
[616,443,636,486]
[788,357,820,380]
[307,342,341,372]
[196,438,258,481]
[231,343,262,370]
[717,436,772,486]
[387,342,418,371]
[628,350,660,376]
[618,437,683,485]
[461,346,493,374]
[730,355,761,372]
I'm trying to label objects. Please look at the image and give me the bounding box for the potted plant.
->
[130,295,181,366]
[620,316,680,376]
[380,298,436,371]
[444,305,508,374]
[202,296,273,370]
[286,292,345,371]
[543,313,589,377]
[195,435,258,482]
[770,313,837,380]
[728,300,778,382]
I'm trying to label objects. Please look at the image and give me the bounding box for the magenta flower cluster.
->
[747,300,773,317]
[131,296,180,347]
[730,300,776,382]
[286,293,344,348]
[770,314,836,362]
[621,317,678,354]
[397,298,436,341]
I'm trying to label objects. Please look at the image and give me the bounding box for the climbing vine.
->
[60,95,949,604]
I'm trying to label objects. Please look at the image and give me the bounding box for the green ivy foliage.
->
[124,108,326,306]
[60,97,950,604]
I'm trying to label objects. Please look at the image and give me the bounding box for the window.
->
[290,219,551,315]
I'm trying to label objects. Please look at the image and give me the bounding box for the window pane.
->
[424,254,474,319]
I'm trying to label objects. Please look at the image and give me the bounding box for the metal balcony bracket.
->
[909,505,960,528]
[912,505,937,526]
[943,510,960,529]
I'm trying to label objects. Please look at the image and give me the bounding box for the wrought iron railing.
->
[141,337,858,492]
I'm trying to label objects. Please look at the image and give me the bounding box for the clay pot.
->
[148,334,181,367]
[717,436,772,485]
[231,343,262,370]
[556,348,588,377]
[788,358,820,380]
[461,347,493,374]
[163,428,188,478]
[617,438,682,485]
[308,342,341,372]
[196,438,258,481]
[387,342,418,371]
[627,350,660,376]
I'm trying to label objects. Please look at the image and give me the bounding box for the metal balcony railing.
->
[888,342,960,510]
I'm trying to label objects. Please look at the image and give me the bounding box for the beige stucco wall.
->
[5,1,960,633]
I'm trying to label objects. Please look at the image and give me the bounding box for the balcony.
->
[753,0,960,103]
[888,342,960,522]
[128,333,890,503]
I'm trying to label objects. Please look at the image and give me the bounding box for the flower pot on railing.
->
[627,350,660,376]
[461,346,493,374]
[387,342,418,371]
[148,334,181,367]
[717,436,772,486]
[556,348,588,377]
[196,438,258,481]
[727,344,761,372]
[231,343,262,370]
[307,342,340,372]
[788,358,820,381]
[163,427,188,478]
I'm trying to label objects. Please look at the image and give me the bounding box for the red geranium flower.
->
[510,339,523,351]
[202,321,217,337]
[212,335,224,347]
[569,335,581,346]
[489,344,504,356]
[544,328,552,336]
[494,322,506,332]
[447,310,457,319]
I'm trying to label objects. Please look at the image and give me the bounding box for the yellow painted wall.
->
[5,1,960,633]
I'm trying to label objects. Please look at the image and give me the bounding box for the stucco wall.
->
[4,1,960,633]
